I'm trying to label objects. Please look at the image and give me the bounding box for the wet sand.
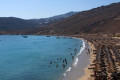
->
[78,40,95,80]
[63,40,91,80]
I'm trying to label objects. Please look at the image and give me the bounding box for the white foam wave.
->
[63,67,71,76]
[63,38,86,77]
[73,39,86,66]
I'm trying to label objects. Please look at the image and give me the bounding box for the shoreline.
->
[78,39,95,80]
[1,35,120,80]
[63,38,91,80]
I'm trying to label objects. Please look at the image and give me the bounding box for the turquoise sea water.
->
[0,35,82,80]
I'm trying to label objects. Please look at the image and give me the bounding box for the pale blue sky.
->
[0,0,120,19]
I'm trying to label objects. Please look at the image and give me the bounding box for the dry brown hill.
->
[42,2,120,35]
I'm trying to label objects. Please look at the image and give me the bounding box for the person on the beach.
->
[65,58,67,64]
[65,58,67,62]
[72,56,74,59]
[63,59,65,63]
[50,61,52,64]
[62,64,65,68]
[88,49,90,54]
[56,64,58,68]
[74,48,77,54]
[74,48,77,52]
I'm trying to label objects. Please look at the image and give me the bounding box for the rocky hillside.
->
[41,2,120,35]
[0,2,120,35]
[0,11,77,34]
[28,11,77,26]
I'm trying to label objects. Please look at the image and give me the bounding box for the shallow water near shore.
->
[0,35,82,80]
[63,40,90,80]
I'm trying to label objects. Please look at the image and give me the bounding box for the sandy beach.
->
[78,34,120,80]
[78,40,95,80]
[63,39,91,80]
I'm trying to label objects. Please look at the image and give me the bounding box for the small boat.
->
[46,35,50,37]
[22,35,28,38]
[56,36,61,39]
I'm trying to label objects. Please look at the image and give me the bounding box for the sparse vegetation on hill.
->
[0,3,120,35]
[42,2,120,35]
[0,12,77,34]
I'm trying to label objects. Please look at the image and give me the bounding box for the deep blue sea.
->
[0,35,82,80]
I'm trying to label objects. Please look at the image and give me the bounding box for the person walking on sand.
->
[88,49,90,54]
